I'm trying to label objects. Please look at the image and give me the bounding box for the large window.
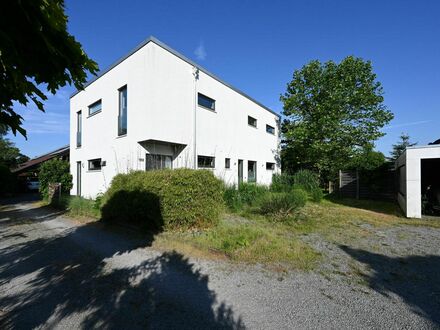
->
[198,155,215,168]
[198,93,215,111]
[266,124,275,135]
[118,86,127,136]
[88,158,102,171]
[146,154,172,171]
[76,111,82,147]
[248,161,257,183]
[248,116,257,128]
[88,100,102,116]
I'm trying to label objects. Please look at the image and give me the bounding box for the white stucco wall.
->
[70,38,280,198]
[396,145,440,218]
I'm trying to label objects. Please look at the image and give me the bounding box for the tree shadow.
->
[0,190,244,329]
[326,195,403,217]
[340,245,440,325]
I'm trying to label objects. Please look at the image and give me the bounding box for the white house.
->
[70,36,280,198]
[396,144,440,218]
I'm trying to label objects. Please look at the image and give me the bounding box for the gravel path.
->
[0,196,439,329]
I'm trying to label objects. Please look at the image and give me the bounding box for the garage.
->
[396,145,440,218]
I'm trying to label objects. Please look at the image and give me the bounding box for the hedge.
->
[100,169,224,231]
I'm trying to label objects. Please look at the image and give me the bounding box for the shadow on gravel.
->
[340,245,440,325]
[0,196,244,329]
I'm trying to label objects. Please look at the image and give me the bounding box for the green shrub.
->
[292,169,320,192]
[310,187,324,202]
[68,196,100,218]
[38,159,72,199]
[224,185,243,211]
[101,169,224,231]
[0,164,17,195]
[237,183,268,205]
[271,173,294,192]
[258,188,307,216]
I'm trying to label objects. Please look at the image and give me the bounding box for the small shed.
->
[396,145,440,218]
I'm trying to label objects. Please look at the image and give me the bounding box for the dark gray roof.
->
[70,36,279,118]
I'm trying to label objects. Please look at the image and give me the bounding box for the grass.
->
[49,195,101,220]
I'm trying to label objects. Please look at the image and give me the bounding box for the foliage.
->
[281,56,393,180]
[345,143,385,171]
[101,169,224,231]
[310,187,324,202]
[258,189,308,217]
[0,164,17,195]
[68,196,101,218]
[38,159,73,199]
[390,133,417,161]
[223,183,269,211]
[292,169,320,192]
[0,128,28,168]
[0,0,98,136]
[271,173,295,192]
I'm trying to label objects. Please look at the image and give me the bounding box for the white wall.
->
[396,145,440,218]
[70,39,280,198]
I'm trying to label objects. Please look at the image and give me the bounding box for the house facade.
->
[70,37,280,198]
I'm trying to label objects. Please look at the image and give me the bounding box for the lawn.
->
[152,197,440,271]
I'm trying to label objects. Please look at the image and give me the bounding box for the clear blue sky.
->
[8,0,440,158]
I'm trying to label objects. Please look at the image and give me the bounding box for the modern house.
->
[396,144,440,218]
[70,36,280,198]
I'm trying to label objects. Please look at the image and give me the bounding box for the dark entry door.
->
[238,159,243,184]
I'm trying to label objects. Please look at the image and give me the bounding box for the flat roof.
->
[71,36,280,118]
[406,144,440,150]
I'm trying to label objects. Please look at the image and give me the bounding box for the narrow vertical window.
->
[248,160,257,183]
[225,158,230,169]
[76,111,82,147]
[118,85,127,136]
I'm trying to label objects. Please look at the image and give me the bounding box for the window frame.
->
[248,116,257,128]
[88,158,102,171]
[118,85,127,136]
[266,162,275,170]
[88,99,102,117]
[225,158,231,169]
[76,110,82,148]
[248,160,257,183]
[266,124,275,135]
[145,154,173,171]
[197,93,216,111]
[197,155,215,169]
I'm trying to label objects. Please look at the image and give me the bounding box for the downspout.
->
[193,67,199,169]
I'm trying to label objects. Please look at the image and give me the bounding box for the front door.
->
[238,159,243,184]
[76,161,81,196]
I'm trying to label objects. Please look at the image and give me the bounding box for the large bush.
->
[271,173,295,192]
[292,169,320,192]
[223,183,268,211]
[101,169,224,231]
[258,189,308,217]
[38,159,73,199]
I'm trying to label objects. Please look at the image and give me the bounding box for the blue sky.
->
[8,0,440,158]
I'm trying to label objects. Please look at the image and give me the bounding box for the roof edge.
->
[70,36,280,118]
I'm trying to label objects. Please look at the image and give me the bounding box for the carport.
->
[396,145,440,218]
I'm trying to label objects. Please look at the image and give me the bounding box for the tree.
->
[281,56,393,179]
[38,158,72,199]
[390,133,417,161]
[0,0,98,137]
[346,144,386,171]
[0,127,29,168]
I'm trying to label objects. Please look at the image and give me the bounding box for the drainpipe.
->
[193,67,199,169]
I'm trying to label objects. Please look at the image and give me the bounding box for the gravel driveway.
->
[0,195,439,329]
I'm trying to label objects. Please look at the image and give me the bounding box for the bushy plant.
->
[310,187,324,202]
[68,196,100,218]
[38,158,72,199]
[101,169,224,231]
[224,185,242,211]
[258,188,307,216]
[237,183,268,205]
[292,169,320,192]
[271,173,294,192]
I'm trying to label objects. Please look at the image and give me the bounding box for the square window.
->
[248,116,257,128]
[266,162,275,170]
[88,158,102,171]
[266,124,275,134]
[88,100,102,116]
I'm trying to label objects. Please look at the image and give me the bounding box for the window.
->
[198,93,215,111]
[248,116,257,128]
[146,154,172,171]
[88,100,102,116]
[118,86,127,136]
[266,124,275,135]
[225,158,230,169]
[88,158,102,171]
[198,155,215,168]
[76,111,82,147]
[266,162,275,170]
[248,161,257,183]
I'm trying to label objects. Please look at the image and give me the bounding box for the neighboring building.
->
[70,37,280,198]
[396,145,440,218]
